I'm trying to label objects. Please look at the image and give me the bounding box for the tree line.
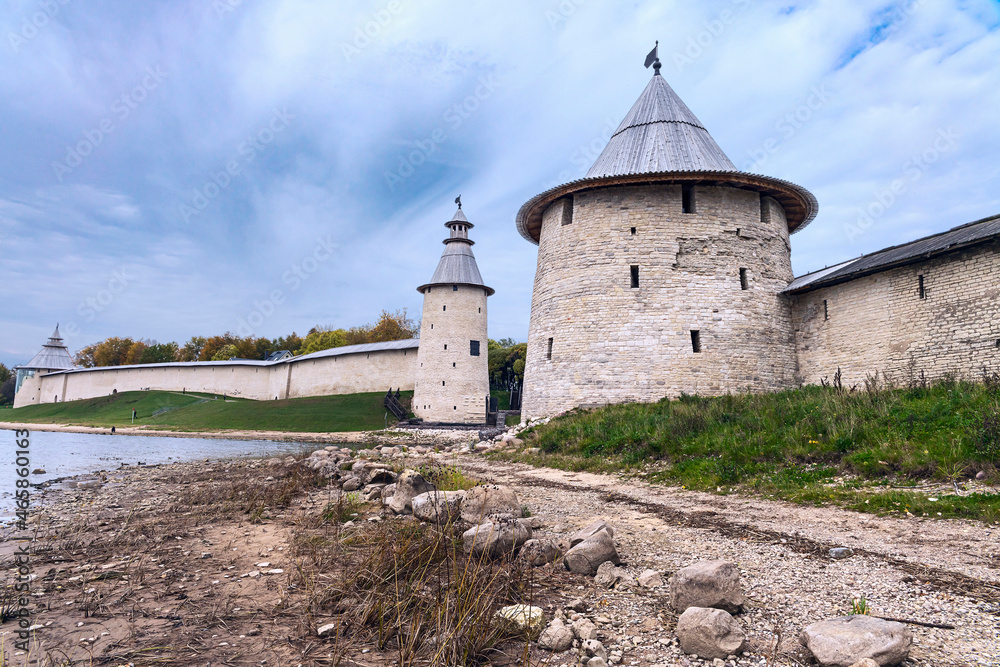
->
[72,310,419,368]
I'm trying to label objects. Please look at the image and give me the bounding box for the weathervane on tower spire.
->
[644,41,660,75]
[455,195,462,209]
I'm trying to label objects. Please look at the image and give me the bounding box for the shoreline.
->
[0,420,479,446]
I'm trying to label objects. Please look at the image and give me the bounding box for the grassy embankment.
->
[500,378,1000,522]
[4,389,412,433]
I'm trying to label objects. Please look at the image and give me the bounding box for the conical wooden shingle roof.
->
[21,325,75,370]
[417,205,494,295]
[586,73,737,177]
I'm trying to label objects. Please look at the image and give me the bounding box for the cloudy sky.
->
[2,0,999,367]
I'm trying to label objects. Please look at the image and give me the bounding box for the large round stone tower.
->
[517,55,818,420]
[413,201,494,424]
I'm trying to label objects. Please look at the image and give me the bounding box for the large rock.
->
[411,490,465,524]
[676,606,748,660]
[460,485,523,523]
[386,470,434,514]
[341,476,362,492]
[538,619,574,652]
[519,538,562,567]
[462,520,532,558]
[669,560,744,613]
[800,616,912,667]
[569,520,614,547]
[563,530,620,575]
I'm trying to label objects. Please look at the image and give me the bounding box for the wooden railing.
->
[384,388,407,421]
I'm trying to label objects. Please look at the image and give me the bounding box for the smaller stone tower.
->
[412,199,494,424]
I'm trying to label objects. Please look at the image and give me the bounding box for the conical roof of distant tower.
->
[418,206,495,295]
[586,74,737,177]
[515,53,818,243]
[20,324,75,370]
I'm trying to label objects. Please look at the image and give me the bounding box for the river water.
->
[0,429,317,520]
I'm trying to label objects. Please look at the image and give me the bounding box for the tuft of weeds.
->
[291,510,541,665]
[321,491,362,524]
[418,464,478,491]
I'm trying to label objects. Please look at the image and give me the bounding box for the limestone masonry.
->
[14,58,999,422]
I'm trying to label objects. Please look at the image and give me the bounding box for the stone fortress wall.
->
[412,284,490,424]
[14,342,418,409]
[522,183,800,419]
[790,238,1000,388]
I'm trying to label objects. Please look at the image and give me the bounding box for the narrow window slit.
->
[682,185,695,214]
[630,265,639,288]
[739,268,748,290]
[546,337,553,360]
[918,275,925,299]
[690,330,701,353]
[824,300,829,320]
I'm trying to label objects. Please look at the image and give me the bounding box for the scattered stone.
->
[572,617,599,641]
[519,538,562,566]
[200,552,212,559]
[494,604,544,639]
[32,468,46,474]
[78,480,102,490]
[976,470,987,480]
[538,618,574,652]
[412,490,465,524]
[848,660,881,667]
[317,623,337,637]
[460,485,523,523]
[800,615,912,667]
[386,470,434,514]
[462,520,532,558]
[564,529,621,575]
[676,606,747,660]
[830,547,854,559]
[566,597,588,612]
[365,486,383,501]
[587,658,608,667]
[380,484,397,502]
[341,476,362,492]
[669,560,744,613]
[594,561,628,588]
[362,467,396,485]
[637,569,663,588]
[569,519,614,547]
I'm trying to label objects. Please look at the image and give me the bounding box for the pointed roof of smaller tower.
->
[417,203,495,295]
[586,73,737,177]
[18,324,75,371]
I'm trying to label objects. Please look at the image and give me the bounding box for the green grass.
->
[6,389,413,433]
[500,379,1000,522]
[490,389,512,411]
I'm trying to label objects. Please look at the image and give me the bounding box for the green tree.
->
[487,339,526,388]
[140,342,180,364]
[178,336,207,362]
[211,344,239,361]
[0,376,13,405]
[0,363,11,385]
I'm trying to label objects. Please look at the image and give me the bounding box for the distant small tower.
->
[413,199,494,424]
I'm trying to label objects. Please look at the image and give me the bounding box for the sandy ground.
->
[2,444,999,666]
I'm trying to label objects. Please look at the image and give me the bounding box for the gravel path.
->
[455,455,1000,666]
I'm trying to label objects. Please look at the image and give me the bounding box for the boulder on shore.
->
[669,560,744,613]
[800,615,911,667]
[460,485,523,523]
[462,520,532,558]
[386,470,434,514]
[519,538,562,567]
[411,490,465,524]
[563,529,620,575]
[676,606,748,660]
[537,618,574,652]
[569,519,614,547]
